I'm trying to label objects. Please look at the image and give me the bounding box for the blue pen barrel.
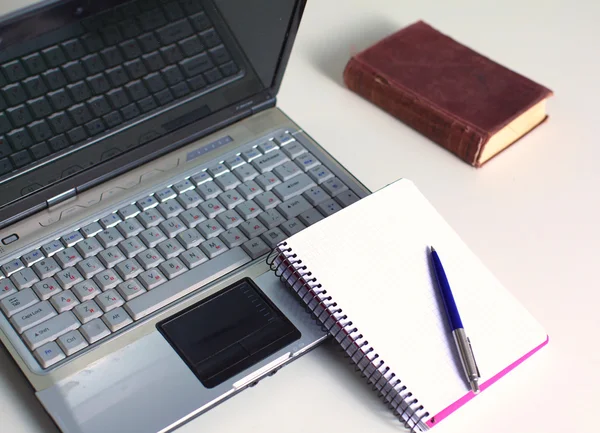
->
[431,250,463,330]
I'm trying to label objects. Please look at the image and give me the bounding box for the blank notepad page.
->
[283,179,547,417]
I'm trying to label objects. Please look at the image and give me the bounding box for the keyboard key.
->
[199,198,225,219]
[23,310,79,350]
[159,217,186,238]
[96,289,124,312]
[239,218,267,239]
[80,318,110,343]
[197,219,224,239]
[100,25,123,45]
[124,59,148,80]
[159,258,187,279]
[200,238,228,259]
[120,39,143,60]
[157,19,194,45]
[97,227,125,248]
[296,153,321,172]
[84,119,105,136]
[138,208,164,228]
[62,61,86,83]
[114,258,143,281]
[255,173,282,191]
[209,45,230,65]
[255,191,281,210]
[31,276,61,300]
[335,190,361,207]
[55,130,75,149]
[73,280,102,302]
[11,268,40,290]
[2,60,27,82]
[88,95,111,117]
[136,195,159,210]
[216,209,242,229]
[197,181,222,200]
[75,237,103,258]
[170,81,190,98]
[42,46,67,68]
[62,39,86,60]
[257,209,285,229]
[138,32,160,52]
[262,227,287,249]
[103,111,123,128]
[50,290,80,313]
[187,74,206,91]
[215,172,240,190]
[273,173,316,201]
[48,112,72,134]
[10,299,57,334]
[237,180,262,200]
[117,279,146,301]
[0,157,12,176]
[176,228,204,249]
[233,163,259,182]
[55,247,83,268]
[108,88,130,109]
[136,248,164,270]
[242,238,270,259]
[274,161,302,181]
[29,142,51,160]
[139,268,167,290]
[138,95,157,113]
[33,257,61,279]
[42,68,67,91]
[0,113,12,136]
[139,8,168,32]
[303,186,329,206]
[73,300,102,324]
[117,204,140,220]
[322,178,348,197]
[119,18,142,39]
[1,258,24,276]
[34,341,65,368]
[7,105,33,128]
[178,35,204,56]
[179,207,206,228]
[3,83,27,105]
[94,269,122,291]
[308,165,334,184]
[280,218,306,236]
[23,76,48,99]
[161,64,184,86]
[277,196,313,219]
[117,218,144,238]
[220,227,248,248]
[0,279,17,300]
[23,53,47,75]
[55,268,83,289]
[1,288,38,317]
[298,208,325,226]
[189,11,210,31]
[42,240,65,257]
[143,72,166,93]
[317,198,343,216]
[98,247,125,268]
[106,66,128,87]
[219,61,238,77]
[68,103,93,126]
[155,88,174,106]
[118,236,146,259]
[157,199,184,219]
[102,307,132,332]
[234,201,261,220]
[241,147,261,162]
[204,68,222,84]
[81,33,104,53]
[190,171,211,185]
[177,190,202,209]
[21,249,44,267]
[81,222,103,238]
[57,330,88,356]
[140,227,168,248]
[180,52,213,77]
[76,257,104,279]
[179,247,208,269]
[257,141,278,154]
[273,132,296,146]
[217,190,243,209]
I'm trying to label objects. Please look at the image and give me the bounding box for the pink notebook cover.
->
[424,335,549,428]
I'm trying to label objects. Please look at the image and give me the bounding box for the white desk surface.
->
[1,1,599,432]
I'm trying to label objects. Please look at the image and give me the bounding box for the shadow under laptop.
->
[0,347,60,432]
[309,17,402,87]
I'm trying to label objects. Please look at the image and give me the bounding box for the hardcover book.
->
[343,21,553,167]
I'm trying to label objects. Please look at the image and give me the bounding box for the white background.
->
[1,1,599,432]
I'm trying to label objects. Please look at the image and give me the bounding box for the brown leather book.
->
[343,21,553,167]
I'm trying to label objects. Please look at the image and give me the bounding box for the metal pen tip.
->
[470,379,480,394]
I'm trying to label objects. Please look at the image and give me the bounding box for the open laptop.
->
[0,0,370,432]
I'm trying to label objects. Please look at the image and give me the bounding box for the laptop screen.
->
[0,0,304,227]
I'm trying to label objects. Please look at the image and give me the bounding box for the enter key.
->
[273,173,316,201]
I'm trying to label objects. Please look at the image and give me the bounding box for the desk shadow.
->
[309,17,402,87]
[0,346,60,432]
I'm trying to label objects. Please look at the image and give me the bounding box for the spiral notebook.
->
[267,179,548,431]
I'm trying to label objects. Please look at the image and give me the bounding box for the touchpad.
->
[157,278,301,388]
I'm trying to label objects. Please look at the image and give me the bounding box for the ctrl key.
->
[57,330,88,356]
[34,341,65,368]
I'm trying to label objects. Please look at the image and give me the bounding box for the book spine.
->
[343,58,488,167]
[267,244,431,432]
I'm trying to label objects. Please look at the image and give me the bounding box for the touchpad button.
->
[157,278,301,388]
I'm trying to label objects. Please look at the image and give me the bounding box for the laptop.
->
[0,0,371,432]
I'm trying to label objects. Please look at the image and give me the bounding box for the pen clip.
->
[466,337,480,379]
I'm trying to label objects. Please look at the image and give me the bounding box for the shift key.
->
[23,311,80,350]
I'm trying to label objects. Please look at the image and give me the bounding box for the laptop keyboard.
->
[0,131,361,369]
[0,0,240,178]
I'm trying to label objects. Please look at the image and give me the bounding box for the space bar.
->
[124,248,251,320]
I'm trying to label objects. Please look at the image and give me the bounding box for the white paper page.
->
[283,179,547,417]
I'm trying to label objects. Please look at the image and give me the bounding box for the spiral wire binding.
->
[267,243,430,431]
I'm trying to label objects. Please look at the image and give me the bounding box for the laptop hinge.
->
[47,188,77,208]
[251,97,276,114]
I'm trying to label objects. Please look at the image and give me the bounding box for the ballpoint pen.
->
[430,246,481,394]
